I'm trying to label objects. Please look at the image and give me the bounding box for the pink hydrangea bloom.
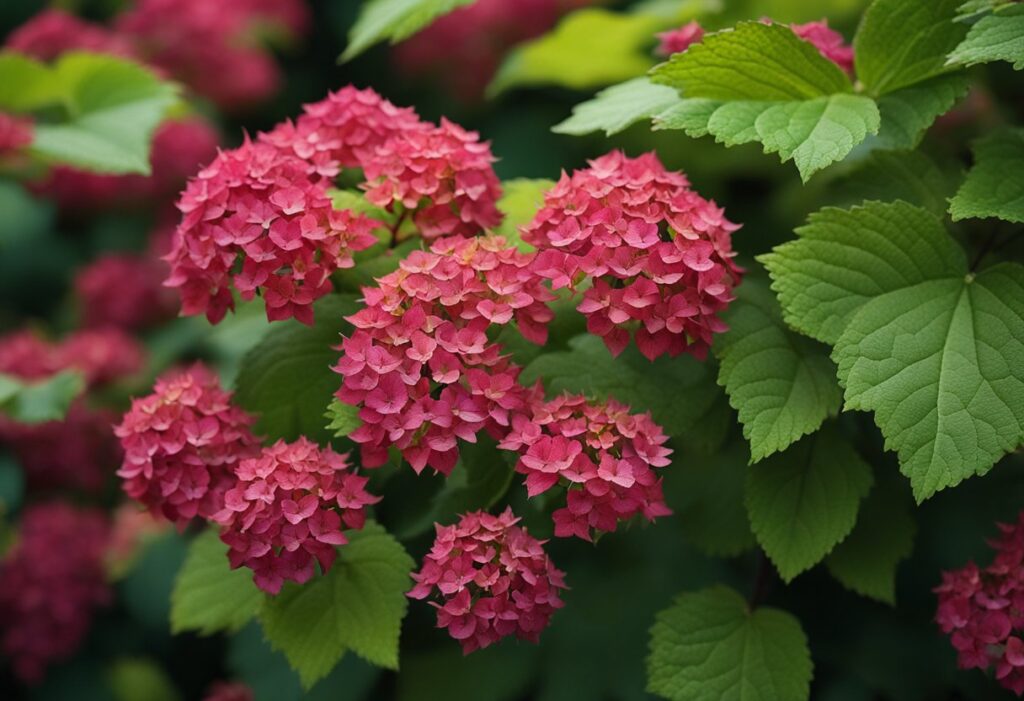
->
[168,136,380,324]
[334,235,554,475]
[105,502,170,571]
[75,253,179,330]
[0,330,55,380]
[409,508,567,653]
[203,681,255,701]
[4,9,137,61]
[0,328,143,387]
[500,393,673,540]
[0,503,110,683]
[790,20,855,75]
[115,364,261,525]
[213,437,379,594]
[523,150,741,360]
[936,512,1024,695]
[0,113,33,154]
[656,21,705,57]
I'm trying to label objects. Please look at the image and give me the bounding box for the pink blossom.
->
[203,682,254,701]
[334,235,553,475]
[0,328,143,388]
[656,21,705,57]
[115,364,261,525]
[523,150,741,360]
[4,9,137,61]
[0,503,110,684]
[213,437,379,594]
[408,508,567,653]
[500,393,672,540]
[936,512,1024,695]
[0,113,33,155]
[75,253,179,330]
[790,20,855,75]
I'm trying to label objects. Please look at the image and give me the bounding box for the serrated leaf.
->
[490,9,663,94]
[647,586,812,701]
[0,370,85,424]
[325,398,361,438]
[170,530,262,636]
[0,52,63,111]
[30,53,178,175]
[950,128,1024,223]
[745,426,873,581]
[234,294,359,444]
[552,78,681,137]
[827,150,958,215]
[341,0,476,61]
[873,72,970,150]
[760,200,966,345]
[825,481,916,604]
[834,264,1024,500]
[260,523,413,688]
[715,276,841,462]
[493,178,554,250]
[947,3,1024,69]
[854,0,967,95]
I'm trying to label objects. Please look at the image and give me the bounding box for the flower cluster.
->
[0,327,143,387]
[203,682,255,701]
[790,20,855,75]
[75,253,179,330]
[213,438,379,594]
[0,503,110,683]
[656,21,704,57]
[0,112,34,155]
[408,508,567,653]
[500,394,672,540]
[335,235,553,475]
[936,512,1024,695]
[523,150,741,360]
[5,9,137,61]
[114,364,261,525]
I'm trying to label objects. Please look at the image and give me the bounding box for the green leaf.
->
[31,53,178,175]
[260,523,413,688]
[834,264,1024,500]
[490,9,663,94]
[873,73,970,150]
[493,178,554,250]
[108,658,181,701]
[950,128,1024,223]
[715,275,842,462]
[825,481,916,604]
[170,529,263,636]
[947,3,1024,69]
[827,150,959,215]
[325,398,361,439]
[647,586,812,701]
[341,0,476,61]
[0,52,63,111]
[552,78,681,137]
[745,426,873,581]
[234,294,359,444]
[854,0,967,95]
[760,200,966,345]
[0,370,85,424]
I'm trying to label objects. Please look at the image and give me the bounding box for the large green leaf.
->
[260,523,413,688]
[0,370,85,424]
[949,128,1024,223]
[552,78,681,137]
[872,73,970,150]
[0,52,63,111]
[947,3,1024,69]
[745,427,873,581]
[234,294,359,444]
[647,586,812,701]
[170,529,263,636]
[341,0,476,61]
[826,150,959,216]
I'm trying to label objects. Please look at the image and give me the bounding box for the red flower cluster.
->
[5,9,137,61]
[790,20,855,75]
[655,21,704,57]
[0,328,143,387]
[75,253,179,330]
[500,394,672,540]
[0,112,34,154]
[214,438,379,594]
[0,503,110,683]
[936,512,1024,695]
[524,151,740,360]
[408,508,567,653]
[203,682,255,701]
[335,235,553,475]
[115,364,261,525]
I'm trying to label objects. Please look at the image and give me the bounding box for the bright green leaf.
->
[342,0,476,61]
[260,523,413,688]
[827,150,959,215]
[647,586,812,701]
[493,178,554,250]
[170,529,263,636]
[947,3,1024,69]
[108,658,181,701]
[950,128,1024,223]
[0,370,85,424]
[745,426,873,581]
[0,52,63,111]
[552,78,680,136]
[325,398,361,439]
[873,73,970,150]
[715,276,841,462]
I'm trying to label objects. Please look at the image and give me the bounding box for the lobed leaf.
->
[552,78,681,137]
[949,128,1024,223]
[0,370,85,424]
[947,3,1024,69]
[342,0,476,61]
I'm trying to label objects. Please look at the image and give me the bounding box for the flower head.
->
[0,328,143,388]
[408,508,566,653]
[524,150,741,360]
[335,235,553,475]
[115,364,261,525]
[5,9,137,61]
[0,113,34,155]
[203,682,254,701]
[214,437,379,594]
[75,253,179,330]
[0,503,110,683]
[656,21,705,57]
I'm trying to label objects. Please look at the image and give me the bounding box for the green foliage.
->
[745,426,873,581]
[260,523,413,688]
[493,178,554,249]
[715,274,842,462]
[647,586,812,701]
[826,150,959,215]
[553,78,687,137]
[234,294,359,444]
[342,0,476,60]
[949,128,1024,223]
[948,3,1024,69]
[107,658,181,701]
[0,52,63,111]
[872,73,971,150]
[170,529,263,636]
[0,370,84,424]
[325,398,362,438]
